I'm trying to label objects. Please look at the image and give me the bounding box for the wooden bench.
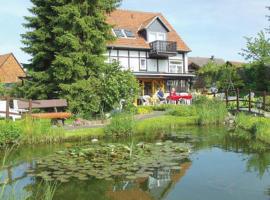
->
[17,99,71,125]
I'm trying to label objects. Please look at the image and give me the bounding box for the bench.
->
[17,99,71,125]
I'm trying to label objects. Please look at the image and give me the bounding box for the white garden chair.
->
[0,100,22,121]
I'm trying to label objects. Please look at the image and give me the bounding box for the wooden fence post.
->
[263,91,266,111]
[236,88,240,112]
[248,89,251,112]
[5,96,10,120]
[225,90,228,107]
[29,99,32,115]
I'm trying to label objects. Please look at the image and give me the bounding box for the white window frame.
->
[148,32,166,43]
[139,58,147,71]
[169,60,183,73]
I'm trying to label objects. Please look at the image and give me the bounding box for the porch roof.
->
[133,72,195,79]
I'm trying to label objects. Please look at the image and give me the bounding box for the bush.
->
[105,113,134,137]
[167,105,196,117]
[135,115,198,135]
[19,117,64,144]
[235,113,270,143]
[137,106,153,115]
[0,121,21,146]
[194,96,228,125]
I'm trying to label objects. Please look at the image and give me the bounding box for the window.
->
[169,60,183,73]
[113,29,135,38]
[148,32,166,42]
[140,58,147,71]
[113,29,125,38]
[109,57,118,63]
[124,29,135,38]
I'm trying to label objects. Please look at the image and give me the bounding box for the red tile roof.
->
[106,9,191,52]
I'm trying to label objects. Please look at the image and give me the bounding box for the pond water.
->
[1,126,270,200]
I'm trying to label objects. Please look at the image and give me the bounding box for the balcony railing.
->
[149,40,177,58]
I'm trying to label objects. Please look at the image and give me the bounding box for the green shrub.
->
[137,106,153,114]
[167,105,196,117]
[135,115,198,135]
[19,118,64,144]
[235,113,270,143]
[0,121,21,147]
[105,113,134,137]
[266,96,270,111]
[194,96,228,125]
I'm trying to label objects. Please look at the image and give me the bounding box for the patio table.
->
[167,94,192,104]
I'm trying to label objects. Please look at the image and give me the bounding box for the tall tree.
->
[20,0,138,116]
[241,31,270,91]
[266,6,270,33]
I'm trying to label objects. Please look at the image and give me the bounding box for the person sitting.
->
[170,87,177,97]
[156,88,166,101]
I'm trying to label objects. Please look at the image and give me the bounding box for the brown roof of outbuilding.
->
[226,61,245,68]
[0,53,12,68]
[0,53,26,83]
[188,57,225,68]
[106,9,191,52]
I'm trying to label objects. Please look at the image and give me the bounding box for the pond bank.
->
[235,113,270,144]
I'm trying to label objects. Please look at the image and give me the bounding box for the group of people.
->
[156,87,191,103]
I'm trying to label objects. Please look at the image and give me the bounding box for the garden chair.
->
[13,99,28,113]
[140,95,151,106]
[0,100,21,121]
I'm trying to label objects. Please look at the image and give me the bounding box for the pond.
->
[1,126,270,200]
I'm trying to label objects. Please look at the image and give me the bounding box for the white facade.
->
[106,49,188,75]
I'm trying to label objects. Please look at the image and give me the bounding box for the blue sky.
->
[0,0,268,63]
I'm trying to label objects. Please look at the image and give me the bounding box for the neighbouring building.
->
[106,9,194,96]
[188,56,225,74]
[226,61,245,68]
[0,53,26,84]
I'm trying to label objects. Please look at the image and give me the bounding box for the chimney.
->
[210,55,215,60]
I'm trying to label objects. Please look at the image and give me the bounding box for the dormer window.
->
[124,30,135,38]
[113,29,135,38]
[113,29,125,38]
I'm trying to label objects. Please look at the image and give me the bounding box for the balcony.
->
[149,40,177,58]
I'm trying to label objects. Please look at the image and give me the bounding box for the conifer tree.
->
[21,0,138,116]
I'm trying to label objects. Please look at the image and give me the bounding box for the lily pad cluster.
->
[27,141,191,183]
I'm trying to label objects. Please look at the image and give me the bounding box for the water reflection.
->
[1,126,270,200]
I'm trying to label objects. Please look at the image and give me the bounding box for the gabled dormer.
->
[138,16,177,58]
[139,16,170,42]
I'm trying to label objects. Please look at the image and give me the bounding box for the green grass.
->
[105,113,134,137]
[235,113,270,144]
[134,115,198,135]
[64,128,104,140]
[167,96,228,125]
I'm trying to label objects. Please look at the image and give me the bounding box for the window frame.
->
[148,31,166,43]
[139,58,147,71]
[169,60,183,74]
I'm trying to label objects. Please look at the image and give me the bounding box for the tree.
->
[241,31,270,63]
[266,6,270,34]
[196,62,243,91]
[241,31,270,91]
[20,0,138,116]
[61,62,138,117]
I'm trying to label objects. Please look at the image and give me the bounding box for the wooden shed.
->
[0,53,26,83]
